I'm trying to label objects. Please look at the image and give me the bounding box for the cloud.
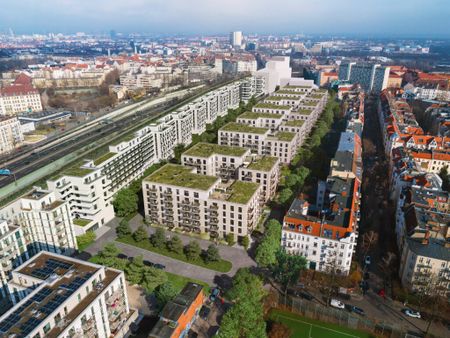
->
[0,0,449,37]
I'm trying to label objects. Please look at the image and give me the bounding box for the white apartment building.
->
[0,189,78,258]
[239,76,266,102]
[256,56,292,93]
[0,219,27,297]
[47,167,115,236]
[230,31,243,47]
[0,116,24,155]
[181,143,251,179]
[238,155,280,203]
[237,111,284,130]
[142,164,261,239]
[218,122,298,164]
[0,251,138,337]
[0,74,43,116]
[252,102,292,115]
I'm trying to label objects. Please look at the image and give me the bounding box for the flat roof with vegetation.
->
[302,101,318,107]
[62,166,95,178]
[284,120,305,127]
[73,218,91,227]
[275,90,300,94]
[183,142,248,158]
[285,85,311,89]
[93,152,117,166]
[254,103,291,110]
[295,108,314,115]
[247,156,278,171]
[144,164,218,190]
[274,131,296,142]
[239,111,283,120]
[226,180,260,204]
[308,93,325,99]
[220,122,269,134]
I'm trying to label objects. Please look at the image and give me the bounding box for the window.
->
[43,323,51,334]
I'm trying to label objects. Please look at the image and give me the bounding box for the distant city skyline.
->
[1,0,449,38]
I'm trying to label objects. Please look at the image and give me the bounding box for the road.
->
[0,88,200,188]
[80,214,255,287]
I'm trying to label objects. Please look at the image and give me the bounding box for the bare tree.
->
[361,231,378,260]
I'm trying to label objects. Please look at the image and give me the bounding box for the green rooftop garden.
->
[284,119,305,127]
[265,96,285,101]
[303,101,318,107]
[239,111,283,120]
[247,156,278,171]
[285,85,310,89]
[144,164,218,190]
[308,93,324,99]
[220,122,269,134]
[62,166,95,177]
[73,218,91,227]
[183,142,248,158]
[274,131,296,142]
[93,152,117,166]
[254,103,291,110]
[226,180,260,204]
[275,90,300,94]
[295,108,314,115]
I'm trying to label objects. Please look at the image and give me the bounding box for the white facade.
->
[0,92,42,116]
[339,62,389,93]
[1,251,137,337]
[143,164,262,239]
[230,31,243,47]
[0,116,24,155]
[256,56,292,94]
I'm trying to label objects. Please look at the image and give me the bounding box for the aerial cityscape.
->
[0,1,449,337]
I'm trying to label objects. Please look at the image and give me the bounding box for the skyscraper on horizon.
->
[230,31,243,48]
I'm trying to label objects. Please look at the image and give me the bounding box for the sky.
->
[1,0,449,38]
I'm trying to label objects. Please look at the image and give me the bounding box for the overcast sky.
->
[1,0,449,37]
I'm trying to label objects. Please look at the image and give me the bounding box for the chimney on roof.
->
[301,201,308,216]
[422,231,430,245]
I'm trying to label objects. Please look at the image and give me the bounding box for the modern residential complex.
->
[0,189,78,296]
[281,91,364,275]
[0,74,43,116]
[0,251,137,337]
[44,79,257,235]
[0,115,24,155]
[339,62,390,93]
[142,164,261,239]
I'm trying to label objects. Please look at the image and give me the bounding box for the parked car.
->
[403,309,421,319]
[154,263,166,270]
[210,287,220,302]
[143,260,154,267]
[298,291,314,301]
[346,305,365,316]
[330,299,345,309]
[364,256,372,266]
[199,306,211,320]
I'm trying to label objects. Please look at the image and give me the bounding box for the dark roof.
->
[407,237,450,261]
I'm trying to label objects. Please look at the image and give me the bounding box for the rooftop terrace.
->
[273,131,296,142]
[254,103,291,110]
[284,120,305,127]
[183,142,248,158]
[239,111,283,120]
[144,164,218,190]
[93,152,117,166]
[212,180,260,204]
[247,156,278,171]
[220,122,269,135]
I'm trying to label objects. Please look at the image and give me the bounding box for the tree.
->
[255,219,281,267]
[151,228,166,248]
[218,269,267,338]
[155,282,178,306]
[241,235,250,250]
[278,188,293,206]
[268,322,292,338]
[225,233,235,246]
[112,188,138,217]
[167,235,183,254]
[126,255,145,285]
[285,174,299,188]
[361,231,378,265]
[99,243,121,261]
[204,244,220,262]
[172,144,186,164]
[142,267,167,292]
[184,240,201,261]
[439,166,450,192]
[116,219,132,239]
[271,249,307,297]
[133,225,148,242]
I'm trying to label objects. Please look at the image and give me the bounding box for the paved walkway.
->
[82,214,256,286]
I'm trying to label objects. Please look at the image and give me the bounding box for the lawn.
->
[166,272,210,293]
[76,231,96,251]
[116,235,232,273]
[268,309,375,338]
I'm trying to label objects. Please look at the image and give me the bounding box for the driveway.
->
[80,214,256,287]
